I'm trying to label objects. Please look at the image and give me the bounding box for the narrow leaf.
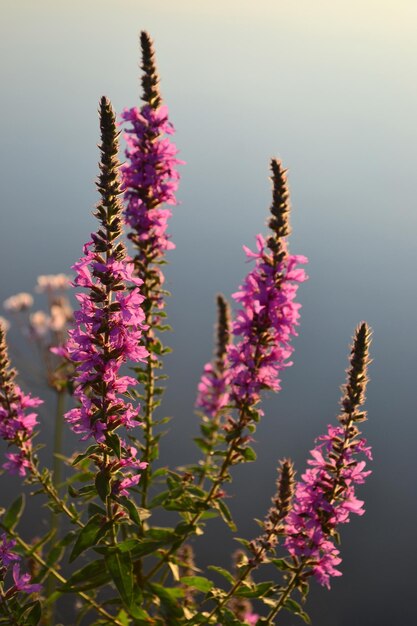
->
[105,550,133,609]
[3,494,25,531]
[95,469,111,502]
[69,514,102,563]
[180,576,214,593]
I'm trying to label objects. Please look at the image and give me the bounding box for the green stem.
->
[204,563,255,623]
[264,564,304,624]
[197,414,222,488]
[30,461,83,528]
[141,333,155,508]
[107,494,117,546]
[52,389,65,494]
[46,391,65,626]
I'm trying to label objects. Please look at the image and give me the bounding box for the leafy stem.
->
[0,525,124,626]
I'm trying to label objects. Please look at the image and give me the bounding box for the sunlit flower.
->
[3,293,33,312]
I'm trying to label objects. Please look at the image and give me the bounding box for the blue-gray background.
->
[1,1,416,624]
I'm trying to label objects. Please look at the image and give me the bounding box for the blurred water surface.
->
[1,1,416,624]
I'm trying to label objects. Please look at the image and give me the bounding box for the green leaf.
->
[149,583,184,620]
[165,495,199,512]
[61,559,110,591]
[72,445,100,466]
[234,537,252,550]
[88,503,106,517]
[68,484,79,498]
[235,581,275,598]
[207,565,234,585]
[95,469,111,502]
[271,558,292,571]
[117,496,150,525]
[105,433,121,459]
[214,499,237,531]
[241,446,257,462]
[180,576,214,593]
[129,539,167,559]
[209,607,242,626]
[45,531,77,567]
[284,598,311,623]
[105,550,133,609]
[21,601,42,626]
[69,514,102,563]
[3,494,25,531]
[193,438,211,454]
[147,527,177,541]
[149,489,170,508]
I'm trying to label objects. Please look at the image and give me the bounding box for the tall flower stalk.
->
[262,323,372,624]
[196,294,232,485]
[147,160,307,582]
[0,322,82,532]
[204,460,296,624]
[121,31,183,506]
[196,159,307,499]
[0,322,41,478]
[63,96,148,518]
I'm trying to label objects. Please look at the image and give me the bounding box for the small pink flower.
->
[12,564,42,594]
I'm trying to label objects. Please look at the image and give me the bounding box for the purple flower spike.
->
[0,322,42,477]
[121,32,183,317]
[196,161,307,420]
[63,98,148,444]
[196,295,232,418]
[228,234,307,408]
[284,323,372,589]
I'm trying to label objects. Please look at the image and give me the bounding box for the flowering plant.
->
[0,32,372,625]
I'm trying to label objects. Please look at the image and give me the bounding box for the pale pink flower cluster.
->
[36,274,72,292]
[3,293,33,312]
[284,424,372,588]
[3,276,73,342]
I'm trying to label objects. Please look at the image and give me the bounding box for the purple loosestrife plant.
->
[63,97,149,502]
[282,324,372,588]
[143,160,308,593]
[121,31,182,309]
[194,161,307,499]
[3,275,74,497]
[197,161,307,421]
[0,32,374,626]
[120,31,183,508]
[0,322,42,477]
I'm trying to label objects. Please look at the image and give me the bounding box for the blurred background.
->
[1,1,416,624]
